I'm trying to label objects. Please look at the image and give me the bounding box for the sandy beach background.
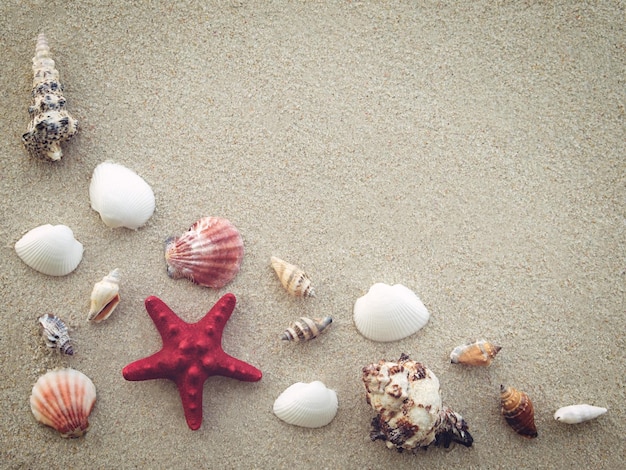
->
[1,1,624,468]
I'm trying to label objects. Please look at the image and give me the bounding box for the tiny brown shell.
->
[450,340,501,366]
[281,317,332,342]
[500,385,538,438]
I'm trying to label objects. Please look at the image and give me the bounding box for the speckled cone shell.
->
[450,340,502,366]
[22,33,78,161]
[30,368,96,438]
[270,257,314,297]
[165,217,244,288]
[500,385,538,438]
[88,269,121,322]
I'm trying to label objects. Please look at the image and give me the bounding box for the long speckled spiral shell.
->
[500,385,538,438]
[22,33,78,161]
[270,257,314,297]
[450,340,501,366]
[165,217,244,288]
[30,368,96,438]
[281,316,332,342]
[88,269,121,322]
[39,313,74,355]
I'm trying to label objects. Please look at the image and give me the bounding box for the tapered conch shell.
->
[39,313,74,355]
[30,368,96,438]
[22,34,78,161]
[500,385,538,438]
[450,340,502,366]
[281,316,332,342]
[88,269,121,322]
[270,256,314,297]
[273,381,338,428]
[554,404,607,424]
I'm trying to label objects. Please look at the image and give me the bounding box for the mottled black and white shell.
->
[39,313,74,355]
[22,33,78,161]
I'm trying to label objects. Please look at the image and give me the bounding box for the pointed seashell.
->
[554,404,607,424]
[500,385,538,438]
[88,269,121,322]
[22,34,78,161]
[450,340,502,366]
[39,314,74,355]
[89,162,155,229]
[30,368,96,438]
[15,224,83,276]
[270,256,314,297]
[281,316,332,342]
[165,217,244,288]
[353,283,430,342]
[273,381,338,428]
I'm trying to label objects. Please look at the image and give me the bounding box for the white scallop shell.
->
[15,224,83,276]
[273,381,338,428]
[353,283,430,342]
[554,404,607,424]
[89,162,155,229]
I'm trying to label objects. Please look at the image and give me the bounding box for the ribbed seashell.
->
[273,381,338,428]
[39,314,74,355]
[270,257,314,297]
[15,224,83,276]
[30,368,96,438]
[450,340,502,366]
[89,162,156,229]
[353,283,430,342]
[554,404,607,424]
[500,385,538,438]
[88,269,121,322]
[281,316,332,342]
[165,217,244,288]
[22,34,78,161]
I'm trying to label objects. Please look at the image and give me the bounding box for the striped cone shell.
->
[281,317,332,342]
[270,257,314,297]
[500,385,538,438]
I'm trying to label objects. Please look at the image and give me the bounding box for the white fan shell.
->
[353,283,430,342]
[15,224,83,276]
[554,404,607,424]
[89,162,155,229]
[273,381,338,428]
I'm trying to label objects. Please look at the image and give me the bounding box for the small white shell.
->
[89,162,155,229]
[273,381,338,428]
[88,269,121,322]
[353,283,430,342]
[15,224,83,276]
[554,404,607,424]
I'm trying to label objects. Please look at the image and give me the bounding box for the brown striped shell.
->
[270,256,314,297]
[281,317,332,342]
[500,385,538,438]
[450,340,501,366]
[165,217,244,289]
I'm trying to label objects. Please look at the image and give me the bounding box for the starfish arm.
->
[145,295,187,342]
[122,350,174,381]
[197,293,236,343]
[211,352,263,382]
[176,365,208,430]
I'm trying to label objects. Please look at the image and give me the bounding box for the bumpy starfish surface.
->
[122,294,262,430]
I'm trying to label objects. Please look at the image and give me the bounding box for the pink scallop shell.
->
[165,217,244,288]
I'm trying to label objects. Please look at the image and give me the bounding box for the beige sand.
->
[1,1,624,468]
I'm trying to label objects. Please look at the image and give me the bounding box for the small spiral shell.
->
[88,269,121,322]
[281,317,332,342]
[271,256,314,297]
[39,313,73,355]
[450,340,501,366]
[500,385,537,438]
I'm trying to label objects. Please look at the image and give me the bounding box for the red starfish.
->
[122,294,262,430]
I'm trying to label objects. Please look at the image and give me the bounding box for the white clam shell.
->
[554,404,607,424]
[273,381,338,428]
[89,162,155,229]
[353,283,430,342]
[15,224,83,276]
